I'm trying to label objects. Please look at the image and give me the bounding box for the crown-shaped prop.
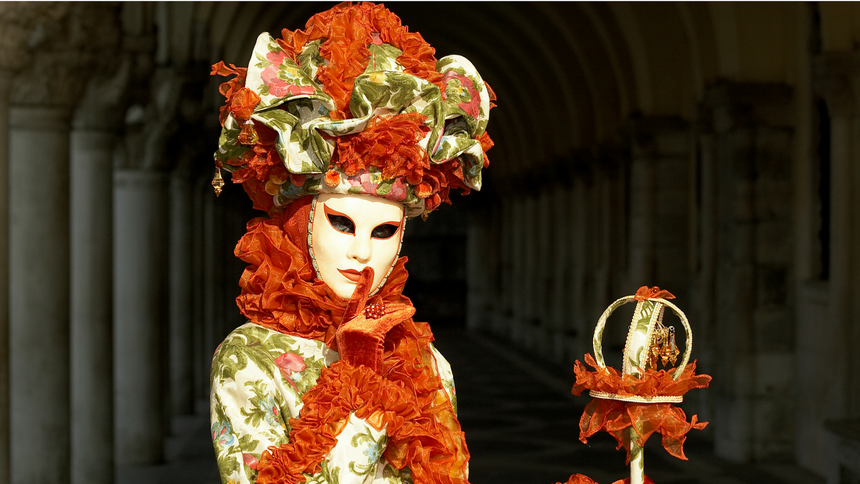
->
[589,286,692,403]
[562,287,712,484]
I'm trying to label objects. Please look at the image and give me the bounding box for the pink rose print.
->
[243,452,259,470]
[260,51,316,98]
[266,50,288,66]
[275,352,306,392]
[275,352,306,373]
[385,177,407,202]
[347,171,377,194]
[442,71,481,118]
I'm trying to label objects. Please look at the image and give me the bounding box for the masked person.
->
[208,4,494,484]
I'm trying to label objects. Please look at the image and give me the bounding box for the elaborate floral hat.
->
[211,2,495,219]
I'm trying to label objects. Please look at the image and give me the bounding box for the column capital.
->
[9,105,72,130]
[700,81,794,133]
[814,51,860,119]
[0,3,64,72]
[10,4,121,110]
[622,115,689,157]
[72,57,131,131]
[117,67,208,172]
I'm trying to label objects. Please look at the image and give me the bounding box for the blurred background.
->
[0,2,858,483]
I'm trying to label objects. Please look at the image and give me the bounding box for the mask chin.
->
[307,193,406,300]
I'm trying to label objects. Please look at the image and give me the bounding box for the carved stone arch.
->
[581,3,638,120]
[677,2,720,99]
[481,4,595,154]
[609,3,695,118]
[535,2,624,144]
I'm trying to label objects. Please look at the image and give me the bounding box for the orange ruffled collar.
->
[233,206,470,484]
[233,212,407,351]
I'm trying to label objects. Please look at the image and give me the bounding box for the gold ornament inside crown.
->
[589,287,693,404]
[648,322,679,369]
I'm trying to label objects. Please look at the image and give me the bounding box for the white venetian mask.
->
[309,193,405,300]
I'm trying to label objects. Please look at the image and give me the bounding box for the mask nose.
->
[346,234,372,264]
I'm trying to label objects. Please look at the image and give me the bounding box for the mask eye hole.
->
[371,223,400,239]
[324,206,356,235]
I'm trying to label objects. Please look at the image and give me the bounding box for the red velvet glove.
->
[335,267,415,373]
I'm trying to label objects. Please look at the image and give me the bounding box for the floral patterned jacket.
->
[211,322,458,484]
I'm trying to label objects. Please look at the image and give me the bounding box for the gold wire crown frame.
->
[589,295,693,404]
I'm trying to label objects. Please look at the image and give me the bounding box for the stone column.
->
[113,64,187,464]
[169,170,194,416]
[549,184,571,362]
[496,200,515,336]
[70,128,116,483]
[0,5,48,481]
[812,52,860,479]
[6,10,88,482]
[114,169,169,465]
[534,187,552,354]
[0,72,11,484]
[570,174,590,355]
[510,196,527,342]
[521,194,539,350]
[701,82,795,462]
[69,50,128,484]
[624,116,691,298]
[465,211,493,333]
[9,105,73,484]
[192,176,208,403]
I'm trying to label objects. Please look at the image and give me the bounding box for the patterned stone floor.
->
[119,327,824,484]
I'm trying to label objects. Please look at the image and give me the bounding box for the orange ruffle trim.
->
[571,354,711,463]
[555,474,656,484]
[258,359,468,484]
[211,61,248,126]
[633,285,675,301]
[278,2,442,119]
[257,361,416,483]
[234,214,349,349]
[235,211,470,484]
[335,112,431,181]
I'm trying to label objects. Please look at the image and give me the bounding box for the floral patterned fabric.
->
[211,322,458,484]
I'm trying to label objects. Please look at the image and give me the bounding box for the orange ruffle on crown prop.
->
[555,474,657,484]
[571,354,711,463]
[633,286,675,301]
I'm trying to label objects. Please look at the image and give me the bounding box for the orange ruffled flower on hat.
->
[334,112,431,180]
[211,61,248,125]
[277,2,442,120]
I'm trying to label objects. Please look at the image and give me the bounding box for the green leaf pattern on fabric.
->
[215,115,252,164]
[211,322,459,484]
[628,302,654,371]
